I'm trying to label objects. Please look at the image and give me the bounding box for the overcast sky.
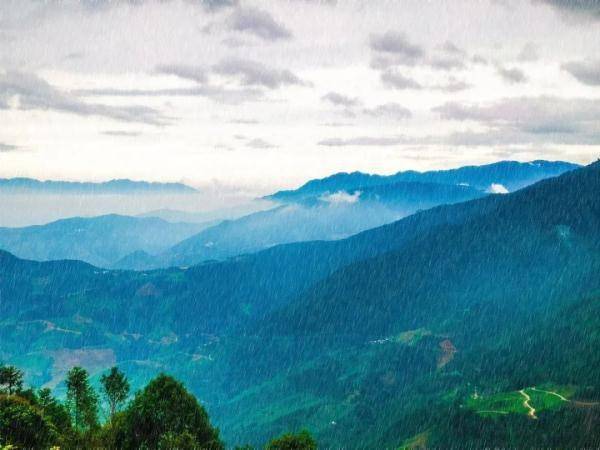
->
[1,0,599,193]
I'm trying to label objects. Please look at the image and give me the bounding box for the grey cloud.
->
[433,96,600,144]
[472,54,489,65]
[321,92,361,107]
[230,7,292,41]
[213,58,307,89]
[497,66,528,83]
[101,130,141,137]
[380,70,422,89]
[517,42,539,62]
[371,33,469,72]
[363,103,412,120]
[370,31,424,62]
[562,59,600,85]
[440,41,466,56]
[539,0,600,20]
[155,64,208,84]
[0,142,19,152]
[229,118,260,124]
[434,77,471,92]
[428,56,466,71]
[246,138,277,149]
[319,136,413,147]
[76,85,263,104]
[0,71,168,125]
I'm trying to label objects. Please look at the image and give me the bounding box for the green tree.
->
[266,430,317,450]
[0,365,24,395]
[38,387,73,442]
[113,374,223,450]
[65,366,99,432]
[0,395,57,448]
[100,366,130,420]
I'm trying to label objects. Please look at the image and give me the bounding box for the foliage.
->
[65,366,99,433]
[112,374,223,450]
[266,430,317,450]
[0,366,23,395]
[100,366,130,420]
[0,394,57,448]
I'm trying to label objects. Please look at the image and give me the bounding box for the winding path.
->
[519,389,537,419]
[530,387,569,402]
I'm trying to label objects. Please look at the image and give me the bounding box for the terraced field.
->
[466,384,574,418]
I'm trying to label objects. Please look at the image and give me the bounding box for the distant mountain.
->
[117,181,484,269]
[0,177,197,194]
[137,201,274,224]
[267,160,580,202]
[0,161,597,448]
[214,160,600,446]
[0,214,207,267]
[124,161,578,270]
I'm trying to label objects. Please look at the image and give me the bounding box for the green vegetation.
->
[266,430,317,450]
[1,162,600,448]
[0,364,316,449]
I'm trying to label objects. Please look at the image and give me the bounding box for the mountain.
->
[211,160,600,446]
[268,160,580,202]
[0,214,208,268]
[123,160,577,270]
[0,177,197,194]
[121,181,483,269]
[0,161,598,448]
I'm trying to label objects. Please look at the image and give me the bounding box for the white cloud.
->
[319,190,361,204]
[488,183,509,194]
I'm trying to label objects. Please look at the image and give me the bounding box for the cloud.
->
[319,190,361,204]
[0,142,19,152]
[246,138,277,149]
[562,59,600,86]
[155,64,208,84]
[0,71,168,125]
[318,136,412,146]
[363,102,412,120]
[229,6,292,41]
[321,91,361,107]
[369,31,424,65]
[381,71,469,92]
[433,96,600,144]
[101,130,141,137]
[434,77,471,92]
[539,0,600,21]
[380,70,422,89]
[428,56,466,71]
[497,66,528,83]
[440,41,466,56]
[517,42,539,62]
[213,57,308,89]
[76,85,263,104]
[488,183,509,194]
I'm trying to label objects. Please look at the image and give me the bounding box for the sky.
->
[1,0,599,194]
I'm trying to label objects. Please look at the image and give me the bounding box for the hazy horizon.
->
[1,0,599,191]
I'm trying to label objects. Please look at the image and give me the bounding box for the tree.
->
[0,365,24,395]
[38,387,73,442]
[65,366,99,432]
[113,374,223,450]
[0,395,57,448]
[266,430,317,450]
[100,366,130,420]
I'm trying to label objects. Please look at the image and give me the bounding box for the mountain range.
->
[115,160,578,269]
[268,160,580,202]
[0,160,578,270]
[0,178,197,194]
[0,215,207,268]
[0,159,598,447]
